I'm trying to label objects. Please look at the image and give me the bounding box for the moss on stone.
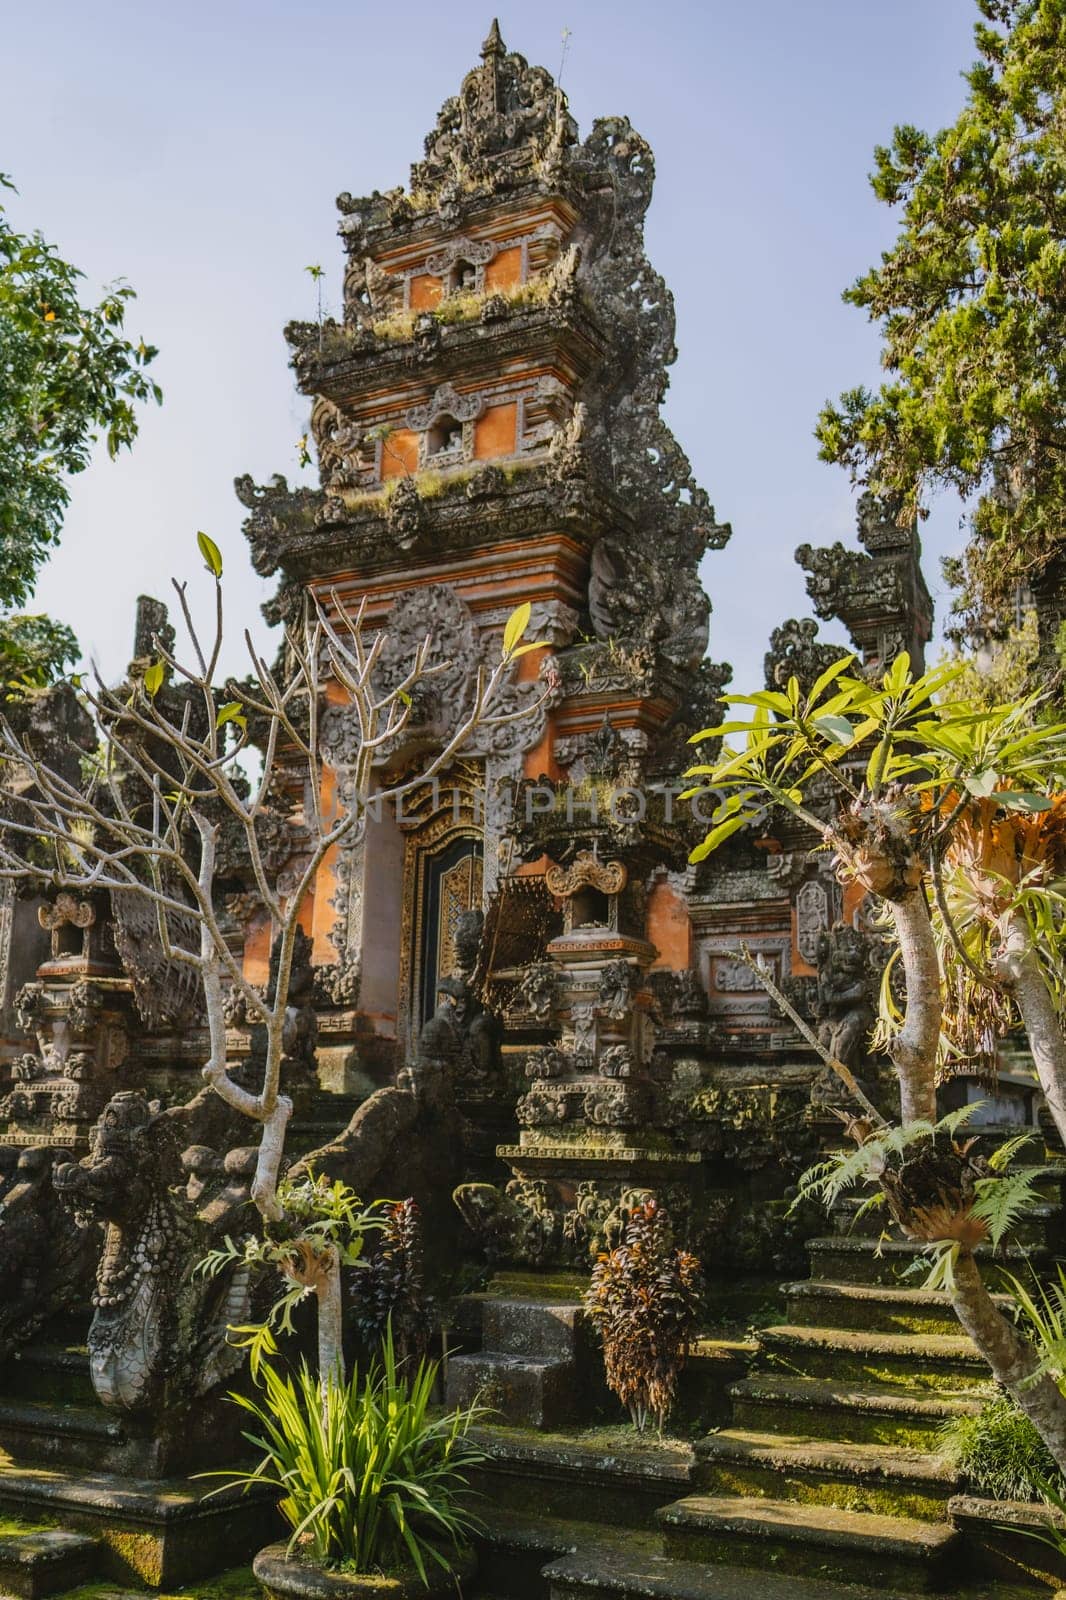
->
[55,1565,259,1599]
[0,1512,55,1535]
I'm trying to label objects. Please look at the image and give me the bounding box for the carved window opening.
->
[447,258,479,296]
[571,887,610,928]
[426,414,465,458]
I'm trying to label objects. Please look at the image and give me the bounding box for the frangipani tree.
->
[0,536,537,1381]
[684,653,1066,1466]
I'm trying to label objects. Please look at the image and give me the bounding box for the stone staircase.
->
[466,1149,1066,1599]
[654,1156,1065,1594]
[447,1296,588,1430]
[0,1309,274,1594]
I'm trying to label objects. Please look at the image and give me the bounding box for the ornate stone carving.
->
[597,959,638,1020]
[38,895,94,960]
[517,961,557,1021]
[53,1091,257,1411]
[407,21,576,199]
[544,852,628,899]
[313,955,362,1009]
[413,973,499,1097]
[599,1043,635,1079]
[813,922,879,1070]
[764,617,844,693]
[796,492,932,674]
[404,382,485,433]
[583,1079,648,1127]
[0,1145,98,1364]
[795,879,829,967]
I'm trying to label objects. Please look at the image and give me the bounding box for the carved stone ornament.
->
[424,236,496,278]
[38,895,94,958]
[404,383,485,433]
[796,879,830,967]
[597,959,638,1020]
[544,852,628,899]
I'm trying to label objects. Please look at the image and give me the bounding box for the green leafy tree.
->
[815,0,1066,640]
[684,653,1066,1468]
[0,174,160,678]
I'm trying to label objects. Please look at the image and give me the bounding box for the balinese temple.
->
[2,26,1033,1600]
[233,20,933,1251]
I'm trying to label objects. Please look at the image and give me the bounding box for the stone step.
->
[0,1525,100,1598]
[468,1425,698,1528]
[730,1374,983,1448]
[447,1353,578,1430]
[784,1278,1000,1338]
[658,1492,964,1591]
[543,1530,912,1600]
[757,1324,988,1391]
[1,1343,95,1406]
[806,1233,1046,1287]
[694,1428,958,1521]
[482,1298,584,1360]
[0,1400,128,1471]
[472,1507,587,1600]
[0,1460,275,1588]
[830,1193,1064,1248]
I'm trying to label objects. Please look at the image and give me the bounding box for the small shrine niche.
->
[569,885,611,930]
[447,257,479,296]
[426,414,465,459]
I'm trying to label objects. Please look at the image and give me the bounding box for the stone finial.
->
[481,18,505,56]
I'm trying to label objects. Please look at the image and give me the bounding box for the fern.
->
[971,1167,1044,1249]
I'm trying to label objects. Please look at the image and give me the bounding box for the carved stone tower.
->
[238,22,731,1248]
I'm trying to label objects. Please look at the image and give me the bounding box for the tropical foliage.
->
[197,1172,386,1377]
[683,650,1066,1469]
[684,652,1066,1085]
[210,1326,485,1580]
[353,1198,436,1366]
[0,173,159,680]
[815,0,1066,639]
[584,1198,702,1433]
[939,1391,1064,1500]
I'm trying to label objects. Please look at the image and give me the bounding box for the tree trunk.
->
[889,888,941,1124]
[316,1251,345,1392]
[951,1250,1066,1471]
[996,911,1066,1148]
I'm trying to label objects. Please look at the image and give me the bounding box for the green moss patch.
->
[56,1565,259,1599]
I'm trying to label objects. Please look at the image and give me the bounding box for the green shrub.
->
[939,1392,1065,1501]
[207,1327,486,1581]
[584,1198,703,1433]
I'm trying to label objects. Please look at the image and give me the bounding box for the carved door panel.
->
[415,836,483,1028]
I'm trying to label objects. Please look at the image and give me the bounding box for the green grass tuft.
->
[939,1391,1064,1501]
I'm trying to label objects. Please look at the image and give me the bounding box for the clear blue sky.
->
[2,0,978,692]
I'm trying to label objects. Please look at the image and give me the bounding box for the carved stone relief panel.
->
[795,879,829,968]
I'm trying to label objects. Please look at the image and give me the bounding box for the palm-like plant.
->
[682,652,1066,1471]
[209,1325,486,1582]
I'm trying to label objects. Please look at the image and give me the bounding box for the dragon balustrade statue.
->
[53,1089,259,1411]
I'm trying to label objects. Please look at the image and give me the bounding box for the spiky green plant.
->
[205,1325,486,1582]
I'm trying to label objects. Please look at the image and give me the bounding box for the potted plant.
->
[211,1326,485,1597]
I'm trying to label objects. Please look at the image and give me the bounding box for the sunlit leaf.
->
[197,530,223,578]
[502,602,532,659]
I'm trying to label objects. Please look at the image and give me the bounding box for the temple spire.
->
[481,18,505,58]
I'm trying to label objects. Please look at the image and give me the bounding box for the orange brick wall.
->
[485,247,522,292]
[380,428,420,478]
[474,402,517,460]
[646,880,693,970]
[409,274,442,310]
